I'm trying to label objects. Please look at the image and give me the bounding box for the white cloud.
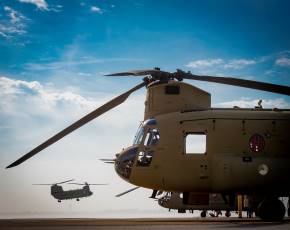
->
[18,0,48,11]
[0,6,28,38]
[186,58,257,70]
[23,57,141,71]
[4,6,22,23]
[275,57,290,67]
[186,59,223,68]
[0,31,9,38]
[24,58,103,70]
[0,76,41,94]
[77,72,92,77]
[0,76,97,113]
[0,76,145,128]
[91,6,102,14]
[215,98,290,109]
[223,59,256,69]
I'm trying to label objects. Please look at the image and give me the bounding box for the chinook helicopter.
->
[6,68,290,220]
[33,179,107,202]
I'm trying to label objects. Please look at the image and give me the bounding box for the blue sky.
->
[1,0,290,99]
[1,0,290,217]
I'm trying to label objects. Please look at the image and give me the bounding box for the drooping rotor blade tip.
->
[6,160,21,169]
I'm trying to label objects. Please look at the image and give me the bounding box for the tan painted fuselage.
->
[118,81,290,196]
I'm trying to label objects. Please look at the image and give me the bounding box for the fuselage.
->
[51,185,93,200]
[115,108,290,196]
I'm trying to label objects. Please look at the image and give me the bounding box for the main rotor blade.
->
[6,82,146,169]
[68,183,108,185]
[115,186,140,197]
[57,179,74,185]
[105,69,166,77]
[181,73,290,96]
[32,179,74,185]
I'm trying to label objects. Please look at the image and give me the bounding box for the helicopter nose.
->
[115,146,138,181]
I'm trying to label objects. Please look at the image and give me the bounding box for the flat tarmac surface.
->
[1,218,290,230]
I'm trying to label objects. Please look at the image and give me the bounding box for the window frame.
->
[184,132,207,155]
[144,128,160,146]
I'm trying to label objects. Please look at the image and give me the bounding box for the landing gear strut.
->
[257,198,285,221]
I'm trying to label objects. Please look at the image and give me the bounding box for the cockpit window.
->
[144,128,160,146]
[133,118,159,146]
[133,125,144,145]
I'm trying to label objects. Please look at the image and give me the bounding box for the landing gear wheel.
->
[58,200,61,203]
[76,198,80,201]
[225,211,231,217]
[257,198,285,221]
[200,210,206,218]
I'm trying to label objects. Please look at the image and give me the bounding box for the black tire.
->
[200,211,206,218]
[257,198,285,221]
[225,211,231,217]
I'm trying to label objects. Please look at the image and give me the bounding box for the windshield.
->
[133,124,144,145]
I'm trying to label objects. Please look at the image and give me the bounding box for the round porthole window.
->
[249,134,265,153]
[258,164,269,176]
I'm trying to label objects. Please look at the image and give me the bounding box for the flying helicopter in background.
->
[33,179,107,202]
[7,68,290,220]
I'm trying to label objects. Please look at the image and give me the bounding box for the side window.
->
[185,133,206,154]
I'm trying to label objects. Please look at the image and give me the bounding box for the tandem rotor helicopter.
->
[33,179,107,202]
[6,68,290,221]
